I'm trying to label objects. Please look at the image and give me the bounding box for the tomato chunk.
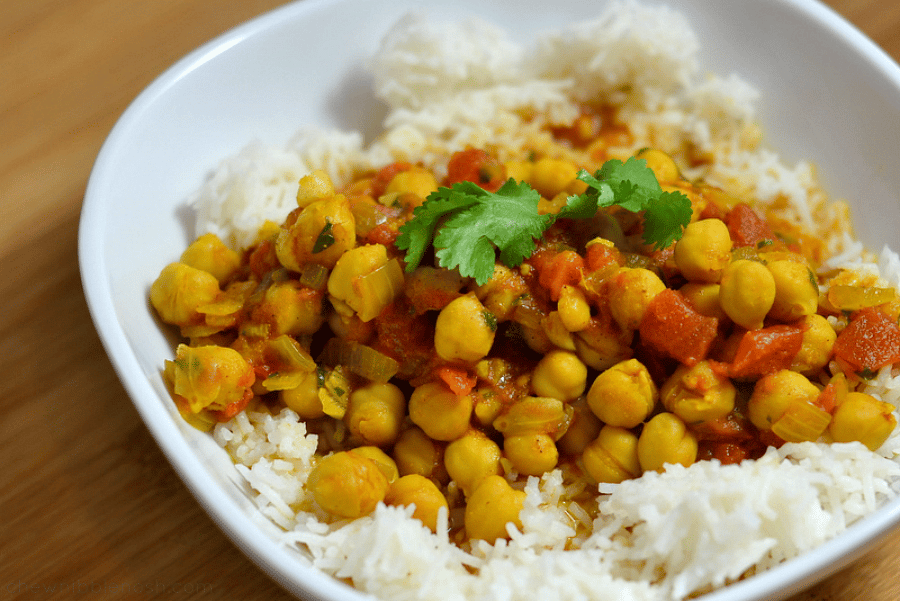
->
[638,289,719,365]
[728,324,804,379]
[725,203,775,248]
[833,307,900,376]
[444,148,506,191]
[534,249,584,302]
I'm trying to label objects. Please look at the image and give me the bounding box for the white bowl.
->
[79,0,900,599]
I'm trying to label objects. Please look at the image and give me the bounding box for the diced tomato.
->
[724,203,776,248]
[366,221,401,247]
[247,239,278,279]
[638,289,719,365]
[815,382,838,414]
[728,324,804,379]
[213,388,254,422]
[585,242,624,272]
[833,307,900,377]
[534,249,584,302]
[436,365,477,396]
[444,148,506,191]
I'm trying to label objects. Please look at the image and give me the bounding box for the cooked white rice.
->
[196,1,900,599]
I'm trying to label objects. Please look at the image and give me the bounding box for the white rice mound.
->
[198,2,900,599]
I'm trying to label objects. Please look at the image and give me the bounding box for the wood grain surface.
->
[1,1,898,599]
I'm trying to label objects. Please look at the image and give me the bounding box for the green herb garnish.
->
[396,157,692,285]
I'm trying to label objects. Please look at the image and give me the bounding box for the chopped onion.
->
[299,263,329,290]
[827,284,896,312]
[320,337,400,383]
[261,335,317,391]
[352,258,405,322]
[771,401,831,443]
[318,365,351,419]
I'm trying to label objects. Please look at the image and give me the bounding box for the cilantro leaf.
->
[396,155,692,286]
[397,179,551,285]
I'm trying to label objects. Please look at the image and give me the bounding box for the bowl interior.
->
[79,0,900,599]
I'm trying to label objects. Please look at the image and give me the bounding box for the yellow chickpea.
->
[541,311,577,351]
[180,233,241,284]
[384,166,439,203]
[327,243,394,322]
[307,450,389,519]
[557,285,592,332]
[673,219,733,283]
[344,382,407,447]
[528,157,579,199]
[384,474,448,532]
[660,360,736,425]
[280,369,324,418]
[409,381,474,442]
[573,318,634,371]
[492,396,572,440]
[766,259,819,322]
[254,280,325,336]
[718,259,776,330]
[587,359,658,428]
[296,169,335,208]
[351,446,400,484]
[504,160,534,183]
[747,369,821,432]
[557,397,603,456]
[150,262,220,327]
[503,432,559,476]
[444,430,502,496]
[474,264,528,322]
[531,349,588,402]
[582,425,642,484]
[275,194,355,271]
[829,392,897,451]
[434,294,497,363]
[679,282,728,320]
[166,344,254,413]
[393,427,446,481]
[464,475,526,543]
[636,148,680,182]
[790,314,837,375]
[637,412,698,472]
[606,267,666,331]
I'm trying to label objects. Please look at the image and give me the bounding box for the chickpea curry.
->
[151,108,900,544]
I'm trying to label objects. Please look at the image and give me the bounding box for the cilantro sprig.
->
[396,156,692,285]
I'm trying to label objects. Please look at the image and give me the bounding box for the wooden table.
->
[2,1,898,599]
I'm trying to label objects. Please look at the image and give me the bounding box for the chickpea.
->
[557,397,603,456]
[582,425,642,484]
[307,450,389,519]
[557,285,591,332]
[327,243,392,322]
[504,432,559,476]
[504,160,533,183]
[393,427,446,481]
[531,349,588,402]
[637,412,698,472]
[541,311,577,351]
[296,169,335,208]
[254,280,325,336]
[679,282,728,321]
[493,396,572,440]
[587,359,658,428]
[528,157,578,199]
[275,194,355,271]
[384,474,448,532]
[409,381,474,442]
[747,369,821,432]
[384,166,439,204]
[280,369,324,419]
[352,446,400,484]
[636,148,679,182]
[719,259,776,330]
[150,262,220,327]
[573,317,634,371]
[464,475,526,543]
[344,382,407,447]
[767,259,819,322]
[444,430,502,496]
[474,264,528,322]
[790,314,837,375]
[473,387,503,428]
[660,360,736,424]
[673,219,732,283]
[607,267,666,331]
[829,392,897,451]
[166,344,254,413]
[180,233,241,284]
[434,294,497,362]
